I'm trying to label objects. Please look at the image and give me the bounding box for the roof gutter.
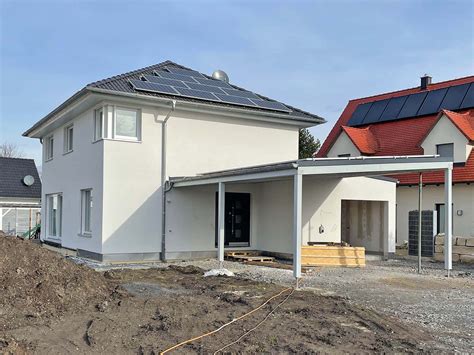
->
[86,87,326,126]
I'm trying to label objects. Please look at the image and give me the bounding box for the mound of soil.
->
[0,236,118,329]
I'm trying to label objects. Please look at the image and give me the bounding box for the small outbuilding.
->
[0,157,41,236]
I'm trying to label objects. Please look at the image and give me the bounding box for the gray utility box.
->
[408,210,437,257]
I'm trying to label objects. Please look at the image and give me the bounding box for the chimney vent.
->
[420,74,432,90]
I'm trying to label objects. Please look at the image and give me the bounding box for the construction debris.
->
[203,268,235,277]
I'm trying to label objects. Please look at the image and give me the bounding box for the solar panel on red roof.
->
[362,99,389,124]
[397,91,428,119]
[440,83,470,110]
[347,102,372,126]
[417,88,448,116]
[460,83,474,109]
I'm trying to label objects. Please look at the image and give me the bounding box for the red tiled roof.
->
[341,126,378,155]
[317,75,474,184]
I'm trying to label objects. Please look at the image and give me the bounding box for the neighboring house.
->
[0,157,41,236]
[23,61,452,275]
[318,75,474,243]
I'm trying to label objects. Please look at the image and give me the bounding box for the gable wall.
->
[326,131,361,157]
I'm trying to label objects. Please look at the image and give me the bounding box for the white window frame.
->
[113,106,141,141]
[80,189,93,236]
[64,124,74,154]
[94,108,104,141]
[46,193,62,238]
[45,135,54,161]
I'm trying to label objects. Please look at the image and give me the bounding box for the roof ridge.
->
[0,156,36,162]
[87,60,192,88]
[348,75,474,103]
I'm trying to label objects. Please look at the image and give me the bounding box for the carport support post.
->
[444,166,453,276]
[293,172,303,282]
[218,182,226,268]
[417,173,422,274]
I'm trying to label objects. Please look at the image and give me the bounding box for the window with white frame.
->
[47,194,62,238]
[436,143,454,158]
[114,107,140,140]
[64,124,74,153]
[81,189,92,235]
[94,108,104,141]
[45,135,54,161]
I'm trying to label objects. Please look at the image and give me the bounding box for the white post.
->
[293,173,303,280]
[218,182,226,267]
[444,166,453,275]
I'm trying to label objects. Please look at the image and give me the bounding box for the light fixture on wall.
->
[319,225,324,234]
[456,210,463,216]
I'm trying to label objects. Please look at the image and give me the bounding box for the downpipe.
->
[161,100,176,262]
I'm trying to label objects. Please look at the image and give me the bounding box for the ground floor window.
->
[435,203,453,234]
[47,194,62,238]
[81,189,92,235]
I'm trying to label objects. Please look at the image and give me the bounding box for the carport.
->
[170,155,453,280]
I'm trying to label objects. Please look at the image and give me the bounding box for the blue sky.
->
[1,0,473,164]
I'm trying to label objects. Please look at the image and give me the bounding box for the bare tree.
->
[0,142,24,158]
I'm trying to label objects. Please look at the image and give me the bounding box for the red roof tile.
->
[317,76,474,184]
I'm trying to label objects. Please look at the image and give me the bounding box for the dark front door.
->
[215,192,251,247]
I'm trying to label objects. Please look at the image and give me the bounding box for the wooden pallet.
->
[232,255,275,263]
[225,250,258,257]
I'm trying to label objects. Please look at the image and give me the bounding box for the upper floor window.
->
[94,108,104,141]
[64,124,74,153]
[45,135,54,161]
[436,143,454,158]
[115,107,140,140]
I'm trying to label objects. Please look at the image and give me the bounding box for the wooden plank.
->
[225,251,258,257]
[301,255,366,267]
[301,248,365,257]
[302,246,365,251]
[233,255,275,262]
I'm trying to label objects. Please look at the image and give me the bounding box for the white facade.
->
[326,131,361,157]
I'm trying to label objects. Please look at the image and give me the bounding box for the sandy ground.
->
[1,237,472,353]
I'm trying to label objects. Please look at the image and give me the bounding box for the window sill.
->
[63,150,73,156]
[78,233,92,238]
[100,138,142,144]
[44,158,53,163]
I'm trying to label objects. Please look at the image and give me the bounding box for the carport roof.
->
[170,155,453,187]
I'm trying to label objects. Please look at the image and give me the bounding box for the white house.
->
[24,61,454,278]
[317,75,474,245]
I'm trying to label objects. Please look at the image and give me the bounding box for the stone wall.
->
[434,234,474,264]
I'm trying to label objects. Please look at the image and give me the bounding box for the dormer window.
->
[436,143,454,158]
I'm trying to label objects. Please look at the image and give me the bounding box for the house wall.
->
[88,102,299,258]
[421,115,472,163]
[396,184,474,243]
[326,131,361,157]
[165,175,396,259]
[40,108,104,254]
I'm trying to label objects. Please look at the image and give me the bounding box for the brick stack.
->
[434,234,474,264]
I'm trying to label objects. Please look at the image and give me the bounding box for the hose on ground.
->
[159,287,293,354]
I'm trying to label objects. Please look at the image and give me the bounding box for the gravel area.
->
[71,256,474,352]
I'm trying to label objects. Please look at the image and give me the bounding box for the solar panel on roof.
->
[155,71,198,83]
[417,88,448,116]
[142,75,190,88]
[129,80,179,95]
[164,66,204,77]
[174,87,219,101]
[221,88,260,99]
[194,77,233,89]
[185,82,225,94]
[347,102,372,126]
[397,91,428,119]
[440,83,470,111]
[251,99,291,112]
[460,83,474,109]
[362,99,389,124]
[379,95,408,122]
[214,93,256,107]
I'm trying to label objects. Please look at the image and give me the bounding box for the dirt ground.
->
[0,236,449,354]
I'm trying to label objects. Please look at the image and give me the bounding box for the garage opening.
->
[341,200,388,256]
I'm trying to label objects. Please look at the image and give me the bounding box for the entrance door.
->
[215,192,251,247]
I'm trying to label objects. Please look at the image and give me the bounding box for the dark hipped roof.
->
[0,157,41,199]
[24,60,325,136]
